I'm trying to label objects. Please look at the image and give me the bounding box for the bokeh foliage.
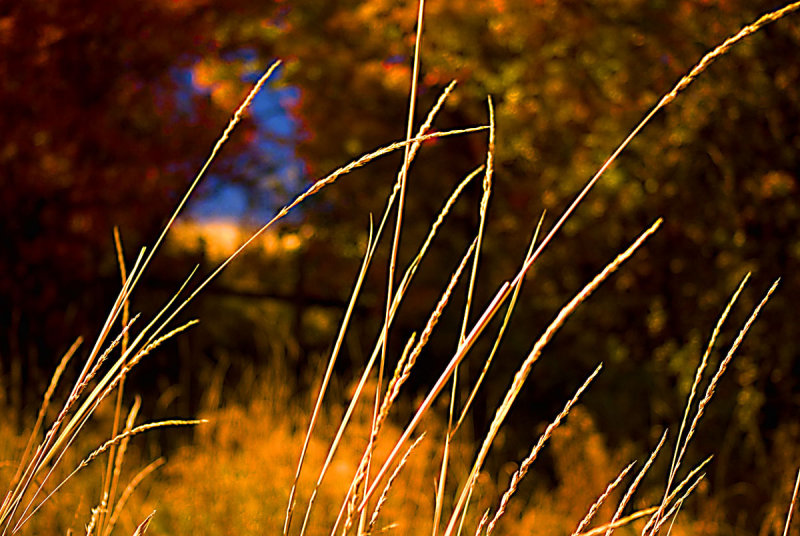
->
[0,0,282,398]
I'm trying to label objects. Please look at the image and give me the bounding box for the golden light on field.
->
[168,218,305,260]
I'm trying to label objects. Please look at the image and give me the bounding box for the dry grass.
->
[4,2,800,536]
[141,372,476,536]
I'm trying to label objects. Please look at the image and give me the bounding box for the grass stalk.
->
[371,3,427,526]
[651,273,750,529]
[130,510,154,536]
[783,468,800,536]
[603,431,667,536]
[2,337,81,514]
[646,279,780,535]
[13,419,204,533]
[104,458,165,536]
[572,461,637,536]
[484,364,602,535]
[443,219,662,536]
[331,239,478,536]
[453,211,544,436]
[99,227,131,536]
[436,95,496,536]
[365,434,426,536]
[283,221,377,536]
[577,507,659,536]
[297,166,479,536]
[648,472,706,536]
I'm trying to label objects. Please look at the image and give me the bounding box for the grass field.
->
[3,3,800,535]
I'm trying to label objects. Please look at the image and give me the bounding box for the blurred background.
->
[1,0,799,533]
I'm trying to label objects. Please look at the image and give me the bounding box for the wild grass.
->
[145,370,469,535]
[3,2,800,536]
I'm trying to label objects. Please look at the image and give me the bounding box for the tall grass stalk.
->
[283,85,466,535]
[435,95,496,536]
[445,219,663,536]
[334,239,478,536]
[295,164,481,536]
[484,364,602,535]
[784,468,800,536]
[571,461,636,536]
